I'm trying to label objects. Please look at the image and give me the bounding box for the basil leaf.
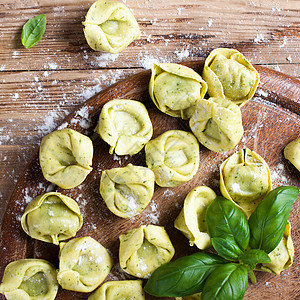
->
[201,263,248,300]
[144,252,227,297]
[206,197,250,260]
[21,14,46,48]
[239,249,271,265]
[248,186,299,254]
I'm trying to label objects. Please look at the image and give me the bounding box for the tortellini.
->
[100,163,155,218]
[88,280,145,300]
[39,128,93,189]
[83,0,140,53]
[189,97,244,152]
[57,237,113,293]
[119,225,175,278]
[202,48,259,106]
[21,192,83,245]
[256,222,294,275]
[176,293,202,300]
[284,137,300,171]
[0,259,58,300]
[174,186,216,249]
[145,130,200,187]
[220,148,271,218]
[95,99,153,155]
[149,63,208,119]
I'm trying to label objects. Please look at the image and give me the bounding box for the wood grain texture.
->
[0,61,299,300]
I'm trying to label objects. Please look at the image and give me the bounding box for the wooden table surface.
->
[0,0,299,297]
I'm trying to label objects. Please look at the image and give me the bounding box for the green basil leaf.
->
[206,197,250,260]
[249,186,299,254]
[144,252,227,297]
[201,263,248,300]
[239,249,271,265]
[21,14,46,48]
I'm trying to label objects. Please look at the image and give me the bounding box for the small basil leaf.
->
[206,197,250,260]
[21,14,46,48]
[249,186,299,254]
[202,263,248,300]
[239,249,271,265]
[211,237,244,261]
[144,252,227,297]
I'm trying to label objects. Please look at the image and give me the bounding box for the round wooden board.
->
[0,61,299,300]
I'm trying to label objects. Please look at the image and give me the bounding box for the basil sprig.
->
[21,14,46,48]
[144,252,226,297]
[248,186,299,254]
[145,186,299,299]
[206,197,250,260]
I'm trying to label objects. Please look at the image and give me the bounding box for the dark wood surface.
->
[0,61,299,299]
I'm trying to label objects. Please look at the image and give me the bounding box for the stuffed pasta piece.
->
[145,130,200,187]
[174,186,216,250]
[284,137,300,171]
[21,192,83,245]
[100,163,155,218]
[88,280,145,300]
[119,225,175,278]
[0,259,58,300]
[220,148,271,218]
[95,99,153,155]
[256,222,294,275]
[83,0,140,53]
[149,63,207,119]
[39,128,93,189]
[57,237,113,293]
[189,97,243,152]
[202,48,259,106]
[176,293,202,300]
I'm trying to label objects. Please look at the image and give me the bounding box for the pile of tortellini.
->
[1,45,298,300]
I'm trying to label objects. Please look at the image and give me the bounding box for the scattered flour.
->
[254,33,268,43]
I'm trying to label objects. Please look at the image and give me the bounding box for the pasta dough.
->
[202,48,259,106]
[189,97,244,152]
[57,237,113,293]
[256,222,294,275]
[220,148,271,218]
[119,225,175,278]
[39,128,93,189]
[88,280,145,300]
[0,259,58,300]
[83,0,140,53]
[284,137,300,171]
[149,63,207,119]
[100,163,155,218]
[176,293,202,300]
[145,130,200,187]
[174,186,216,249]
[21,192,83,245]
[95,99,153,155]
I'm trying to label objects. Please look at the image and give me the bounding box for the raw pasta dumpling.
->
[0,259,58,300]
[256,222,294,275]
[189,97,243,152]
[100,163,155,218]
[95,99,153,155]
[39,128,93,189]
[83,0,140,53]
[149,63,207,119]
[220,148,271,218]
[176,293,202,300]
[284,137,300,171]
[88,280,145,300]
[119,225,175,278]
[174,186,216,249]
[145,130,200,187]
[202,48,259,105]
[21,192,83,245]
[57,237,113,293]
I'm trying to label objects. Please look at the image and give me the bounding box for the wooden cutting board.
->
[0,61,299,300]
